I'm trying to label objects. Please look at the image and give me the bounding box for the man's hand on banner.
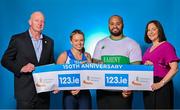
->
[20,63,35,73]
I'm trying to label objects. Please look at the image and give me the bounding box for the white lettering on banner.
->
[105,74,128,86]
[63,64,80,69]
[81,64,123,69]
[33,64,153,93]
[61,64,123,70]
[58,74,80,87]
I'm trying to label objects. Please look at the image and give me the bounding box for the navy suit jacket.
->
[1,31,54,101]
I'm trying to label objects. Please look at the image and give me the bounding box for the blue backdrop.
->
[0,0,180,109]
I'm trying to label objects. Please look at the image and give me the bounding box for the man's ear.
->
[28,19,31,26]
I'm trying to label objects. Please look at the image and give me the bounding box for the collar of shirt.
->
[29,30,43,41]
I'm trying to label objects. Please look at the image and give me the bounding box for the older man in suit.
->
[1,11,54,109]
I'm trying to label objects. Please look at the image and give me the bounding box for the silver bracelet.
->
[161,80,165,86]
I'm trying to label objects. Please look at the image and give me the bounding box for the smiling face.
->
[29,12,45,33]
[71,33,84,51]
[109,16,123,36]
[147,23,159,42]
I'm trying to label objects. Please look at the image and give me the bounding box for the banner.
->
[33,64,153,93]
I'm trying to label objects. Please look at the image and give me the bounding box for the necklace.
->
[150,41,165,52]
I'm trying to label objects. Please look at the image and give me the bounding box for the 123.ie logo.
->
[105,74,128,87]
[58,74,80,87]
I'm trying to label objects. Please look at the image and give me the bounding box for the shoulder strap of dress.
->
[66,50,76,60]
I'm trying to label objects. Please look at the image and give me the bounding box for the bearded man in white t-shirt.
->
[93,15,142,109]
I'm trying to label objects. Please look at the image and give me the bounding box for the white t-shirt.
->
[93,37,142,64]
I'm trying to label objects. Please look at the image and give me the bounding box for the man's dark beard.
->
[109,28,123,36]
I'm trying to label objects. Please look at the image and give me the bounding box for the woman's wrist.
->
[160,80,166,87]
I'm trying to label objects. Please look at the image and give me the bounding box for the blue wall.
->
[0,0,179,109]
